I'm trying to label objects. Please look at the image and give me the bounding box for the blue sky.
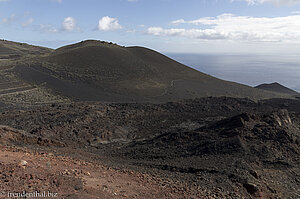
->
[1,0,300,54]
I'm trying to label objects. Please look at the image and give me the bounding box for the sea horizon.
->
[167,53,300,93]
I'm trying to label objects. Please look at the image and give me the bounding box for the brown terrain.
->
[11,40,296,103]
[256,82,299,95]
[0,40,299,198]
[0,143,197,199]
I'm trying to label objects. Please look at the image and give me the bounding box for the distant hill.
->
[0,40,52,59]
[255,82,298,95]
[9,40,294,103]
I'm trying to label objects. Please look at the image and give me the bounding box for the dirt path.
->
[0,85,36,95]
[154,79,182,97]
[0,145,202,199]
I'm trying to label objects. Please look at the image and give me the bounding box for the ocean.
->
[167,53,300,92]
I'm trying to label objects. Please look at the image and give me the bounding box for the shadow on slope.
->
[12,40,293,103]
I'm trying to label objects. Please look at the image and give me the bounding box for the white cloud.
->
[1,14,16,24]
[171,19,185,24]
[147,27,227,40]
[126,29,136,33]
[0,0,62,2]
[98,16,122,31]
[39,24,59,33]
[148,13,300,43]
[62,17,77,31]
[239,0,300,5]
[49,0,62,3]
[39,17,78,33]
[22,18,33,27]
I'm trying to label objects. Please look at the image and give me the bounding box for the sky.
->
[1,0,300,54]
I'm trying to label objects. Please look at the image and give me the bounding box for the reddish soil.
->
[0,97,299,199]
[0,144,205,199]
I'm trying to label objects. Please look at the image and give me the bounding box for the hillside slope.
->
[255,82,298,95]
[0,40,52,59]
[12,40,292,103]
